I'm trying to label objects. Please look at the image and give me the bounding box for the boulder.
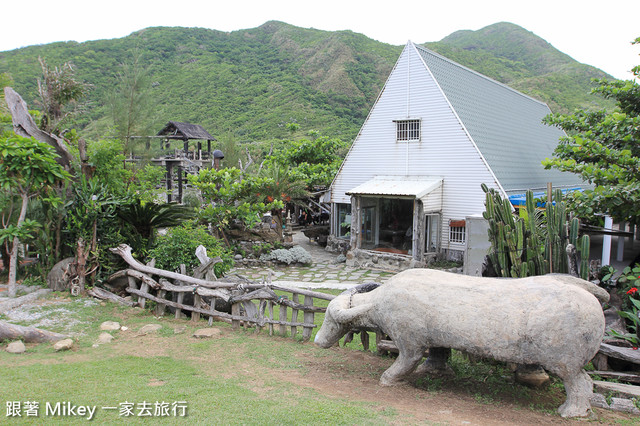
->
[515,364,550,387]
[53,338,74,351]
[192,328,222,339]
[96,333,114,344]
[100,321,121,331]
[138,324,162,335]
[6,340,26,354]
[46,257,76,291]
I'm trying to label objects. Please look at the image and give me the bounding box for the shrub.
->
[147,222,233,276]
[260,246,312,265]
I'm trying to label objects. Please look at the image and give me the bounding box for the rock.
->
[46,257,76,291]
[609,397,640,414]
[120,326,129,331]
[138,324,162,335]
[96,333,114,344]
[604,307,627,336]
[6,341,26,354]
[100,321,121,331]
[234,254,243,261]
[514,364,550,388]
[192,328,222,339]
[589,393,609,409]
[53,338,74,351]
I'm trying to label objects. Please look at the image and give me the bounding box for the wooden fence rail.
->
[108,244,336,341]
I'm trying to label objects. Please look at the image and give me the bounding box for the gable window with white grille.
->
[448,220,466,244]
[395,119,421,142]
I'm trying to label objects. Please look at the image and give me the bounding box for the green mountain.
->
[0,21,616,143]
[424,22,615,113]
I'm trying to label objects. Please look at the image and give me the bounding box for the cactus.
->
[580,234,591,281]
[482,184,590,279]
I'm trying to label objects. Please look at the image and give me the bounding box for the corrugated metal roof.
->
[413,44,582,192]
[347,176,442,198]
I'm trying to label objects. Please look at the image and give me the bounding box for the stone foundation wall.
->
[346,249,425,271]
[326,235,351,254]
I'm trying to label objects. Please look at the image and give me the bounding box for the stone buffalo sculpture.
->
[315,269,608,417]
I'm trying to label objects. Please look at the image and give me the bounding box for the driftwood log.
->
[110,244,236,289]
[598,343,640,365]
[109,244,338,341]
[4,87,73,167]
[588,371,640,385]
[0,320,67,343]
[87,286,136,307]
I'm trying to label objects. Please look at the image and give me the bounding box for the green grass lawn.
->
[2,291,639,424]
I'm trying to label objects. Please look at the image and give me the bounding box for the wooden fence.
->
[108,244,335,341]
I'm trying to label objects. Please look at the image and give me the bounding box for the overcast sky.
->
[2,0,638,81]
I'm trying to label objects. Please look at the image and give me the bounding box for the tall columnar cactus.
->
[481,184,590,279]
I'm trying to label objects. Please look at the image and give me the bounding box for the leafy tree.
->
[265,134,348,189]
[36,57,89,134]
[543,37,640,225]
[188,167,283,232]
[0,134,71,297]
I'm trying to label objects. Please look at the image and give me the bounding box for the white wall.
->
[331,42,501,249]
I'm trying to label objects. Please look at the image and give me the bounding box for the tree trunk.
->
[7,193,29,298]
[75,238,87,295]
[0,320,67,343]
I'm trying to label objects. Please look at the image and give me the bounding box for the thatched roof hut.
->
[156,121,216,141]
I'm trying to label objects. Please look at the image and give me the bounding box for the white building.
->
[328,41,582,269]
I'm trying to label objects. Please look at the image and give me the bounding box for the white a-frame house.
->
[328,41,581,268]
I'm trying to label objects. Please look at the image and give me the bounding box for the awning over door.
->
[346,176,443,200]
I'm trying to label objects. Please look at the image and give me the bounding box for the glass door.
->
[361,206,376,249]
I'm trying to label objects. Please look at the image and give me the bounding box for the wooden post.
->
[155,290,167,317]
[231,303,240,330]
[376,331,387,355]
[192,294,202,323]
[302,295,314,341]
[139,280,149,309]
[290,293,299,339]
[127,276,138,303]
[175,264,186,319]
[360,331,370,351]
[268,301,274,336]
[177,166,183,204]
[256,300,267,334]
[279,304,287,336]
[166,162,173,203]
[208,297,217,326]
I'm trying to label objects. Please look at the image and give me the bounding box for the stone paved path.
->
[229,230,395,290]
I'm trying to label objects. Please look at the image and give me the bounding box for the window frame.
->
[394,119,421,142]
[448,219,466,244]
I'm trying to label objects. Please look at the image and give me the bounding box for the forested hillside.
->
[0,21,616,143]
